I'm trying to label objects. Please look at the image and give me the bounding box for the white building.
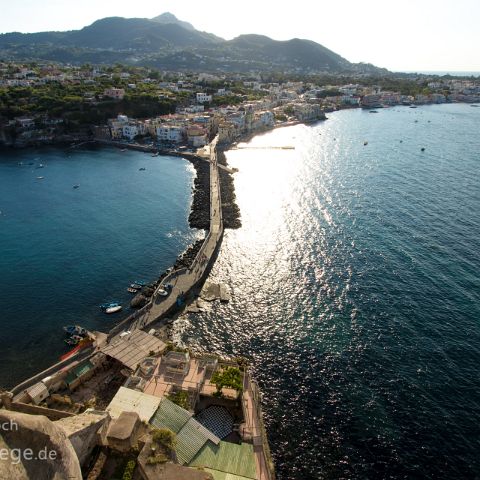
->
[156,125,185,143]
[196,92,212,104]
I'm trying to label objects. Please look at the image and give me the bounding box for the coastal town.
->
[1,61,480,480]
[1,62,479,148]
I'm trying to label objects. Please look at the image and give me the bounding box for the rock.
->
[130,294,147,309]
[141,286,155,297]
[0,409,82,479]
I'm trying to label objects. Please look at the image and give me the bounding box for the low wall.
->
[9,402,75,421]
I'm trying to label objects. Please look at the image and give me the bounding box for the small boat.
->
[421,147,425,151]
[133,280,146,287]
[105,305,122,314]
[369,110,378,113]
[364,141,368,146]
[100,301,120,310]
[36,176,44,179]
[410,105,417,109]
[139,167,146,171]
[36,164,44,169]
[63,325,87,336]
[127,287,138,293]
[471,104,479,107]
[73,184,80,189]
[65,338,79,346]
[151,152,159,157]
[130,283,143,290]
[157,288,168,297]
[121,148,127,152]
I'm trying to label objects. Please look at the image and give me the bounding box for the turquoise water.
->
[172,104,480,479]
[0,147,198,387]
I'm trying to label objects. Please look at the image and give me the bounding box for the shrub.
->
[168,390,189,410]
[211,366,243,394]
[152,428,176,451]
[122,460,136,480]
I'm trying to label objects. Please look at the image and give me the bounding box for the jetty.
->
[107,135,223,338]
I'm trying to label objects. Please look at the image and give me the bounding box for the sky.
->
[1,0,479,72]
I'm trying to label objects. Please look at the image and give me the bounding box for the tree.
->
[210,367,243,395]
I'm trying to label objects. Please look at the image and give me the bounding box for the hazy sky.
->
[1,0,479,72]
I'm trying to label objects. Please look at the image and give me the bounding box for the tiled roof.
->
[100,330,166,370]
[150,397,192,434]
[176,418,219,465]
[189,441,256,479]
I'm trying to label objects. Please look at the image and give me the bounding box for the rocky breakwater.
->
[129,239,205,309]
[217,149,241,229]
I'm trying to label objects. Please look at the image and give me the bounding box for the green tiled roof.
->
[204,469,254,480]
[176,419,215,465]
[73,360,94,377]
[65,360,94,386]
[150,397,192,434]
[189,441,256,480]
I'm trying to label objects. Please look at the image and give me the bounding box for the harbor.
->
[0,134,276,480]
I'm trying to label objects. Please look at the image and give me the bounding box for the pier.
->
[107,135,223,338]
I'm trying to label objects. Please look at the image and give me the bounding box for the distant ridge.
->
[0,13,388,74]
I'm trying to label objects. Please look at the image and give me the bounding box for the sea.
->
[0,147,199,386]
[171,104,480,479]
[1,104,480,479]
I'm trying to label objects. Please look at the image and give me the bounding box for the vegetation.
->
[145,428,176,466]
[121,460,136,480]
[0,81,176,124]
[168,390,189,410]
[211,366,243,395]
[151,428,176,452]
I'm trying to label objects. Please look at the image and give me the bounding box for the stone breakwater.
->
[218,149,241,229]
[188,151,241,230]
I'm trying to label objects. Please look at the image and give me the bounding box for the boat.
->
[151,152,159,157]
[64,338,79,346]
[157,288,168,297]
[130,283,143,290]
[471,104,479,107]
[127,287,138,293]
[100,301,120,310]
[73,184,80,189]
[105,305,122,314]
[364,141,368,146]
[121,149,127,152]
[63,325,87,336]
[36,164,45,169]
[36,176,44,179]
[369,110,378,113]
[139,167,146,171]
[132,280,146,287]
[421,147,426,151]
[410,105,417,108]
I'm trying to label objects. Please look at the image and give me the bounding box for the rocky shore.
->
[217,149,241,229]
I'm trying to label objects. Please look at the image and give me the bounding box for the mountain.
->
[0,13,386,74]
[150,12,195,31]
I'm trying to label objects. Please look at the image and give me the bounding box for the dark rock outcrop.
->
[130,293,147,309]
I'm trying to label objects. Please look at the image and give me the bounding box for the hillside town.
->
[1,62,479,148]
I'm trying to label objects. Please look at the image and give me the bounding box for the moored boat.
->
[105,305,122,314]
[127,287,138,293]
[63,325,87,336]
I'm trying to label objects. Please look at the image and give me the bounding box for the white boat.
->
[105,305,122,314]
[157,288,168,297]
